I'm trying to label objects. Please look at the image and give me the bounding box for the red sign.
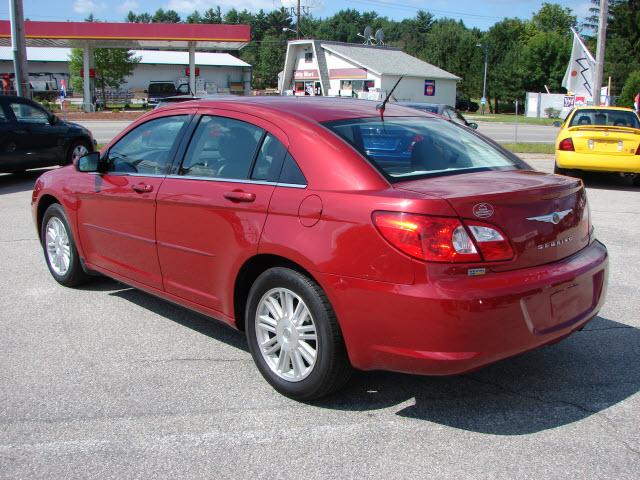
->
[185,67,200,76]
[328,68,367,79]
[294,69,319,79]
[79,68,96,78]
[424,79,435,96]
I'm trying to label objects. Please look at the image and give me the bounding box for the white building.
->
[0,47,252,96]
[281,40,460,105]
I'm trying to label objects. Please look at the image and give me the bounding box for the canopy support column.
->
[188,41,196,96]
[83,42,92,113]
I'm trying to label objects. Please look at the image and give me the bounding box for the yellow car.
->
[554,106,640,185]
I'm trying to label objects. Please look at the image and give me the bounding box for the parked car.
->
[554,106,640,186]
[456,97,480,113]
[145,81,190,107]
[32,98,608,400]
[154,94,199,109]
[0,95,96,173]
[397,102,478,129]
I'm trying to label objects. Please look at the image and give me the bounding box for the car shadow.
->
[100,278,248,352]
[578,171,638,192]
[0,169,52,195]
[92,278,637,435]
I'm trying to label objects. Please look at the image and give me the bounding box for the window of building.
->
[304,52,313,63]
[107,115,188,175]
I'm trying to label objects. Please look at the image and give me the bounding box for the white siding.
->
[381,75,457,105]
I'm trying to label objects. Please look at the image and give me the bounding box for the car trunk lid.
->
[566,126,640,156]
[394,169,590,271]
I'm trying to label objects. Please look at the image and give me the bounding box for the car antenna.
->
[376,75,403,120]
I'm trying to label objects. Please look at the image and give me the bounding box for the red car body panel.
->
[32,97,608,376]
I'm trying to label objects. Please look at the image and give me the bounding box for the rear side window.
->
[251,133,287,181]
[107,115,188,175]
[279,153,307,186]
[180,115,264,179]
[324,116,520,182]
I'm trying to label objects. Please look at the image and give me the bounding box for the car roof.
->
[159,96,434,123]
[573,106,636,112]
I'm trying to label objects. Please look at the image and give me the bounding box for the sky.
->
[4,0,594,31]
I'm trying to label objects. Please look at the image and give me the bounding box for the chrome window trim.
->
[86,172,308,189]
[165,174,307,189]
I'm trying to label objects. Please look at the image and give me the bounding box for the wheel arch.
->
[36,194,62,242]
[233,254,322,332]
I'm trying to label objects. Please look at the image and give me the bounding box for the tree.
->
[605,0,640,94]
[531,2,576,35]
[202,7,223,24]
[518,31,571,92]
[186,10,202,24]
[618,70,640,107]
[255,35,286,89]
[152,8,181,23]
[69,49,140,106]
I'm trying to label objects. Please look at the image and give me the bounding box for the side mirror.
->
[76,151,101,172]
[48,115,59,125]
[552,121,562,127]
[468,122,478,130]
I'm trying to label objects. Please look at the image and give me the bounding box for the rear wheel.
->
[633,174,640,187]
[553,163,567,175]
[246,267,352,400]
[41,203,90,287]
[67,140,91,165]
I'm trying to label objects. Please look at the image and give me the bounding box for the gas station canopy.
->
[0,20,251,50]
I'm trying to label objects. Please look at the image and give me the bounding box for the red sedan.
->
[31,98,608,400]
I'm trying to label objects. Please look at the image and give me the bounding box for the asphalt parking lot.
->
[1,156,638,479]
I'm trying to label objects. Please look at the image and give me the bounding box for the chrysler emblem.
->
[527,209,572,225]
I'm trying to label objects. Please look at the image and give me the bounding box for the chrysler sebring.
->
[32,97,608,400]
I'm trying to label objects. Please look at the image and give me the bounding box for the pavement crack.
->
[130,357,250,363]
[0,238,37,243]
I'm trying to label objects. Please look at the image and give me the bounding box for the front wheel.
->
[246,267,352,400]
[41,203,90,287]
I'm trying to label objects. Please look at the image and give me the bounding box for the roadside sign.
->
[563,95,575,108]
[480,97,486,105]
[424,80,436,96]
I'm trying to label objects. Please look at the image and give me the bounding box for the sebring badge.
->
[526,209,572,225]
[473,203,494,219]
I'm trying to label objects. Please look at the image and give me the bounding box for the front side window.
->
[180,115,264,179]
[569,109,640,128]
[324,116,523,182]
[107,115,188,175]
[10,102,49,124]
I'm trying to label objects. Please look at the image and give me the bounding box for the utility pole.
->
[296,0,301,40]
[9,0,30,98]
[477,43,489,115]
[592,0,609,106]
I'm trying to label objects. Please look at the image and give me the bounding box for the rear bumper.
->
[320,240,608,375]
[556,150,640,173]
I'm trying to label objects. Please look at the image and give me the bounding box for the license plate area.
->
[521,278,595,335]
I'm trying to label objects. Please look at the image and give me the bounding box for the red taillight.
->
[465,221,514,261]
[559,138,575,151]
[372,212,481,263]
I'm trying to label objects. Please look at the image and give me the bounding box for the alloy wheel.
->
[255,288,318,382]
[45,217,71,276]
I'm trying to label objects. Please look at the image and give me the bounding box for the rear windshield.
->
[148,83,176,96]
[569,109,640,128]
[323,116,520,182]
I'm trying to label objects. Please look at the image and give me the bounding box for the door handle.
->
[223,190,256,203]
[132,183,153,193]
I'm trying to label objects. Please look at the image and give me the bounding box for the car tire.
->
[246,267,352,400]
[41,203,90,287]
[632,174,640,187]
[66,140,91,166]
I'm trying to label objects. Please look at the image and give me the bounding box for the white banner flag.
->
[562,28,596,97]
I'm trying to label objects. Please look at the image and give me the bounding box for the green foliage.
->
[532,3,577,35]
[619,70,640,107]
[69,48,140,104]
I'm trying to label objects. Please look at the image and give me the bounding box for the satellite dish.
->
[375,28,384,45]
[363,25,372,45]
